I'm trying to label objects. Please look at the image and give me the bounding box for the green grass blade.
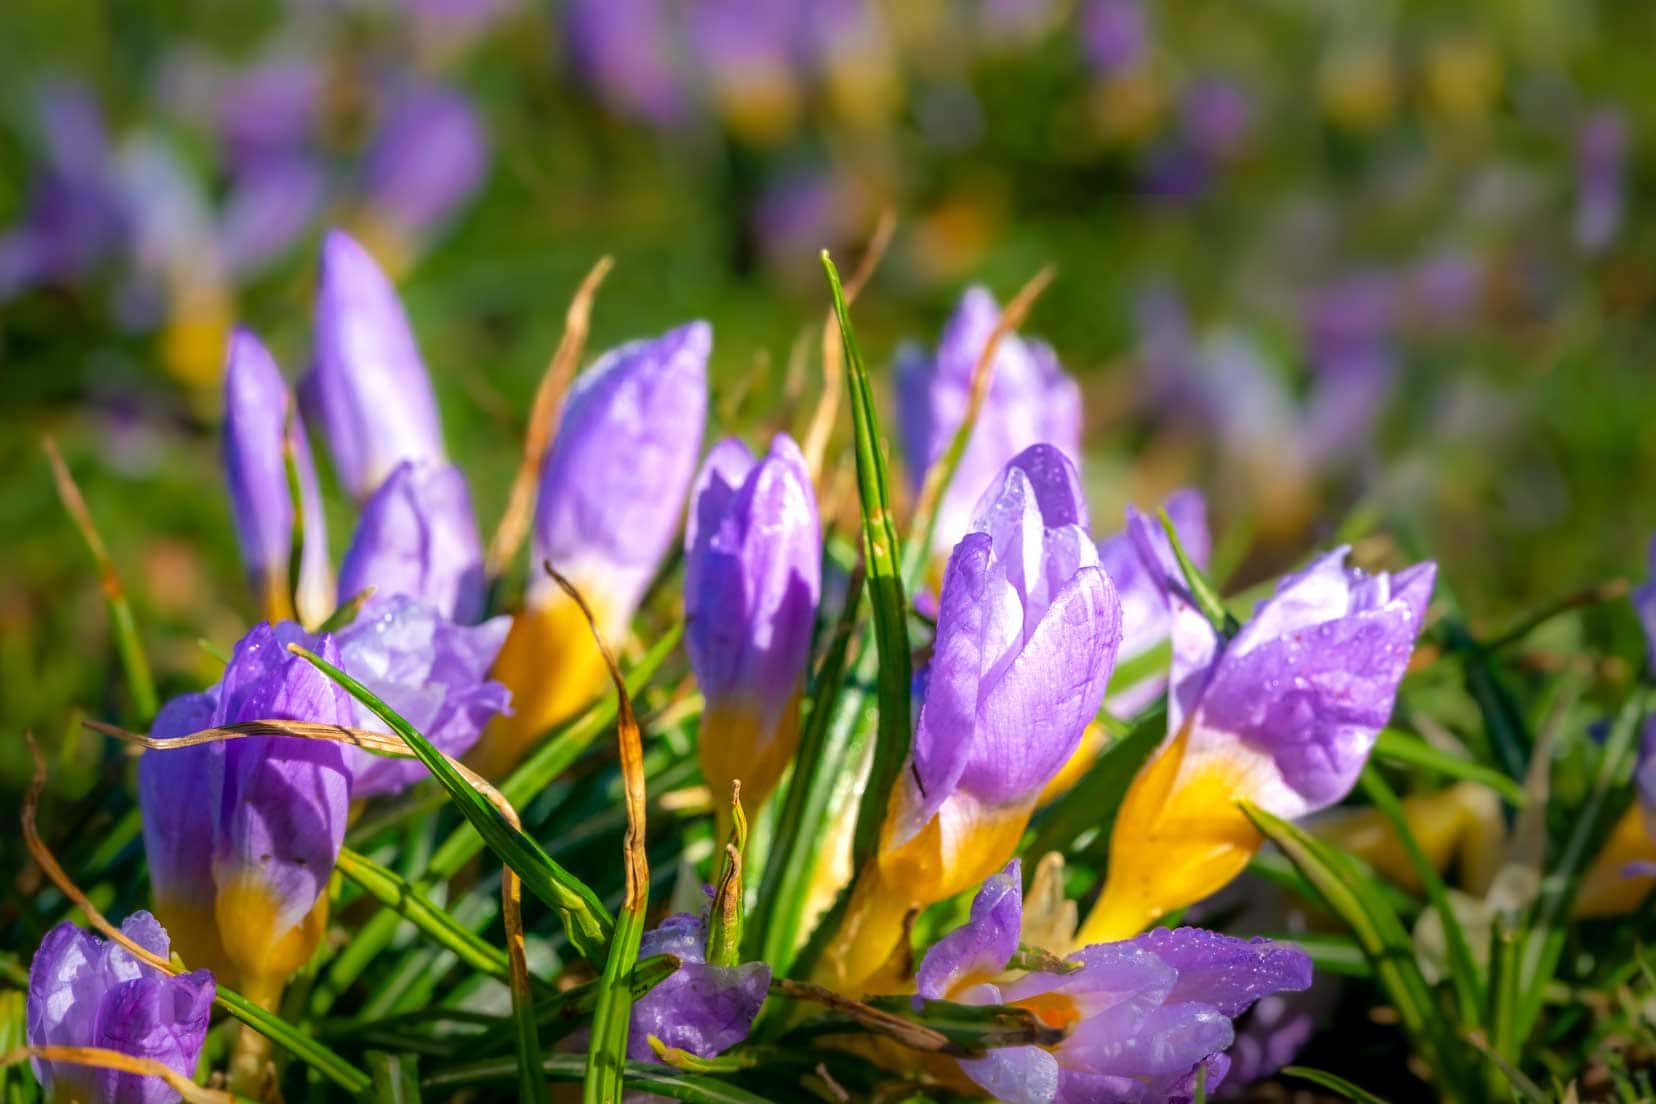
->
[215,986,372,1094]
[821,252,912,879]
[335,846,517,984]
[368,1050,422,1104]
[1158,507,1237,636]
[288,645,613,963]
[1371,729,1527,806]
[1358,767,1485,1022]
[586,907,647,1104]
[748,565,867,972]
[1282,1066,1392,1104]
[1241,802,1473,1096]
[427,1053,779,1103]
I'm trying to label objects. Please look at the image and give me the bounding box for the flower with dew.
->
[685,433,821,836]
[27,913,215,1104]
[914,861,1312,1104]
[819,445,1121,993]
[222,328,334,628]
[470,321,709,777]
[338,458,488,625]
[1041,489,1210,803]
[305,228,448,500]
[896,285,1082,582]
[139,622,353,1006]
[628,912,771,1065]
[1079,519,1435,943]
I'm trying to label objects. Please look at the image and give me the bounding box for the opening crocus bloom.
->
[822,445,1121,993]
[222,327,333,628]
[27,913,215,1104]
[338,458,487,625]
[139,623,353,1005]
[913,861,1312,1104]
[306,228,446,500]
[896,285,1083,568]
[473,321,709,777]
[1082,526,1436,944]
[685,433,822,834]
[628,912,771,1063]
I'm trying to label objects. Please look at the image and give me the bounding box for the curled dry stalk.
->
[802,210,898,485]
[907,265,1056,563]
[0,1045,240,1104]
[486,254,616,580]
[544,562,649,1104]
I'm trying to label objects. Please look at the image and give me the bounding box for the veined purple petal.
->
[1127,928,1314,1018]
[628,913,770,1063]
[308,228,445,499]
[533,321,709,621]
[915,860,1022,1000]
[333,595,511,796]
[27,914,214,1104]
[139,691,222,920]
[339,459,486,624]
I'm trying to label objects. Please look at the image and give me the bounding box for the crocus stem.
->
[228,975,282,1097]
[810,866,912,996]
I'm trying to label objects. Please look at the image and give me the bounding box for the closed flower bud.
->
[685,434,821,832]
[629,912,770,1064]
[307,228,446,499]
[222,327,334,627]
[338,458,486,624]
[1082,528,1435,943]
[27,912,215,1104]
[473,321,709,776]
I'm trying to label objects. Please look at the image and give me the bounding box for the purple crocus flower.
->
[472,321,710,776]
[360,80,488,244]
[331,594,511,797]
[27,913,215,1104]
[307,228,447,500]
[139,623,353,1004]
[628,912,770,1063]
[895,286,1083,568]
[1179,78,1252,161]
[1081,0,1148,76]
[1575,108,1628,255]
[915,862,1312,1104]
[685,433,822,828]
[338,459,487,624]
[217,61,322,169]
[565,0,688,127]
[223,328,334,627]
[219,156,327,280]
[821,446,1121,993]
[1081,533,1436,943]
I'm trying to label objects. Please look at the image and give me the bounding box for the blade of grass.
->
[1158,506,1238,636]
[1371,729,1527,806]
[1028,706,1163,860]
[707,783,748,967]
[368,1050,422,1104]
[543,567,651,1104]
[748,564,866,972]
[1358,767,1484,1022]
[426,1053,779,1103]
[43,437,158,723]
[1282,1066,1392,1104]
[1241,801,1474,1096]
[821,251,912,881]
[287,645,613,963]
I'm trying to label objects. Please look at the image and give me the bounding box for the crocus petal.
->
[1098,489,1209,716]
[1128,928,1313,1018]
[533,320,710,621]
[957,1046,1061,1104]
[627,913,770,1063]
[223,329,297,598]
[915,860,1023,1000]
[362,81,488,239]
[333,594,511,796]
[308,228,445,498]
[139,691,222,952]
[338,459,486,623]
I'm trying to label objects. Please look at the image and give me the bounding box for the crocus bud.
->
[471,321,709,777]
[223,328,334,627]
[359,81,487,256]
[27,913,215,1104]
[307,228,445,499]
[332,594,511,797]
[822,446,1121,993]
[913,861,1311,1104]
[685,434,821,831]
[338,459,486,623]
[1080,531,1435,943]
[139,622,353,1005]
[1040,490,1210,804]
[628,912,770,1064]
[896,286,1083,570]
